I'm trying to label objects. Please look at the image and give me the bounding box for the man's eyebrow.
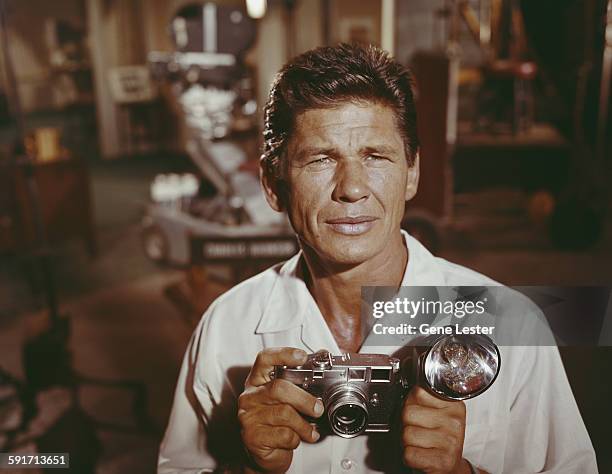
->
[294,146,336,159]
[293,144,401,160]
[360,145,400,155]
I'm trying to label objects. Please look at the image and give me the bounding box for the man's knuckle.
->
[278,427,293,445]
[403,448,412,466]
[402,405,414,424]
[403,446,418,466]
[269,379,285,398]
[288,432,300,449]
[453,401,466,418]
[237,408,248,426]
[241,425,256,445]
[237,392,250,410]
[414,387,428,401]
[255,349,272,367]
[449,416,464,433]
[442,454,455,471]
[403,424,416,440]
[445,434,459,452]
[274,403,291,422]
[403,391,415,404]
[276,453,293,472]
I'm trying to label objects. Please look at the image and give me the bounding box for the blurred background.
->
[0,0,610,472]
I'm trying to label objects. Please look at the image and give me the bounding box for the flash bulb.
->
[423,333,500,400]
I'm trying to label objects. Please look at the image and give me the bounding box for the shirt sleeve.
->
[502,345,598,473]
[157,304,244,474]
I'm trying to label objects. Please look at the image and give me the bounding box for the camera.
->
[272,332,500,438]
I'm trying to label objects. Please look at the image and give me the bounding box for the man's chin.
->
[311,242,382,268]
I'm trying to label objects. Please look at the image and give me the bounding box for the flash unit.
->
[421,333,500,400]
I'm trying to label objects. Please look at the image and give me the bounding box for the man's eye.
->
[308,156,333,166]
[366,154,388,162]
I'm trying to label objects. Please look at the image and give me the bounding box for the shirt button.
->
[340,458,353,470]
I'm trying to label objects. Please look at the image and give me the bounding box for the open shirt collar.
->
[255,230,447,335]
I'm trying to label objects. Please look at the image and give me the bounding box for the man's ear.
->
[260,157,284,212]
[404,151,420,201]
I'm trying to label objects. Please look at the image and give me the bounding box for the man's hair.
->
[261,43,419,179]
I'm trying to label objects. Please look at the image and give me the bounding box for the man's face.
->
[264,101,418,267]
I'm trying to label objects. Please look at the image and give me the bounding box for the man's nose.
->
[332,160,370,203]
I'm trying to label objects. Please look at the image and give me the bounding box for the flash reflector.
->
[423,333,500,400]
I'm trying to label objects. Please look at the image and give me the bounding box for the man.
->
[158,44,597,473]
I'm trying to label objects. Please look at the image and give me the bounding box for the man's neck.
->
[301,235,408,353]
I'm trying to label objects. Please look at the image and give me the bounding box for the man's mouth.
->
[325,216,378,235]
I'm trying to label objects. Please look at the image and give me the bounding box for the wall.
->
[294,0,324,55]
[329,0,381,46]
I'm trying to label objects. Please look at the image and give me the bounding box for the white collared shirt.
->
[158,231,597,473]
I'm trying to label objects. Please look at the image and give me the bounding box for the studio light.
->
[246,0,267,19]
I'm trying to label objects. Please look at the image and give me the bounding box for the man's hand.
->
[238,348,324,473]
[401,386,471,474]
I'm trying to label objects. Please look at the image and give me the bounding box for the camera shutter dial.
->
[312,350,333,369]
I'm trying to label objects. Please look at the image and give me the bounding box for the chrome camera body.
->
[273,351,404,438]
[273,332,500,438]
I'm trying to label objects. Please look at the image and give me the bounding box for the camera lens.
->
[333,404,367,433]
[326,386,368,438]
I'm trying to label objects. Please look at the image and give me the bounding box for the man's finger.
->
[403,446,443,471]
[246,347,308,387]
[402,425,456,451]
[253,425,302,450]
[242,379,324,418]
[267,404,320,442]
[249,445,293,473]
[247,403,319,442]
[267,379,324,418]
[406,386,462,409]
[402,404,447,429]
